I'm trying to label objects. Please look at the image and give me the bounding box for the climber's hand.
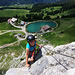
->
[39,45,43,49]
[26,63,29,67]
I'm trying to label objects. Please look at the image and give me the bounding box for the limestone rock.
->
[5,42,75,75]
[64,68,75,75]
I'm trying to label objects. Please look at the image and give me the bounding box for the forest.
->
[0,2,75,22]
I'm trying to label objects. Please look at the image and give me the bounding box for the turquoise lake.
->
[27,21,56,33]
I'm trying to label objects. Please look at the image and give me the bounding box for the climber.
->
[26,35,43,67]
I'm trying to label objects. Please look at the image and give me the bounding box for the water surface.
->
[27,21,56,33]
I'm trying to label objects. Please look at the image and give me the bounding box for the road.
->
[0,22,31,48]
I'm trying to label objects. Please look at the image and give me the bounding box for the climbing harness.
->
[43,46,69,70]
[28,47,42,69]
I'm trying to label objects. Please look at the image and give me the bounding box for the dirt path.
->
[0,41,18,48]
[0,22,29,48]
[0,30,22,35]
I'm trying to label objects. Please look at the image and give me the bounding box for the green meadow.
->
[41,6,62,12]
[55,17,75,32]
[0,6,75,20]
[8,4,33,9]
[41,7,75,19]
[43,17,75,46]
[0,32,17,46]
[0,4,33,17]
[56,8,75,17]
[0,22,21,30]
[0,5,75,49]
[0,9,30,17]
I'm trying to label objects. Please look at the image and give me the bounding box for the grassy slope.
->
[41,6,62,12]
[0,32,17,46]
[0,39,28,74]
[0,22,21,30]
[9,4,33,9]
[41,6,62,19]
[56,7,75,15]
[0,38,42,70]
[43,17,75,46]
[0,6,75,19]
[55,18,75,32]
[42,7,75,19]
[0,4,33,17]
[0,9,30,17]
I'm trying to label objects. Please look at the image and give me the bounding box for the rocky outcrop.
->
[5,42,75,75]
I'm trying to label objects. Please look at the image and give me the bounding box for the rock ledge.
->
[5,42,75,75]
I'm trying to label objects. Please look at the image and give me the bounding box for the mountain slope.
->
[0,0,75,6]
[57,0,75,3]
[0,0,58,6]
[5,42,75,75]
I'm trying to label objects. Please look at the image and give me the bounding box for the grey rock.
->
[5,42,75,75]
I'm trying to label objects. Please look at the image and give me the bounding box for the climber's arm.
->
[26,48,29,67]
[36,43,40,47]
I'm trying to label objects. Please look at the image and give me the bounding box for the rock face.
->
[5,42,75,75]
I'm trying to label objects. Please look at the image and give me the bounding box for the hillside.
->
[57,0,75,3]
[0,2,75,75]
[0,0,58,6]
[42,17,75,46]
[5,42,75,75]
[0,0,75,6]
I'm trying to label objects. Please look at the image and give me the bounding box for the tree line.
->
[30,3,62,12]
[0,17,11,22]
[0,7,31,10]
[0,2,75,22]
[30,2,75,12]
[13,13,44,22]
